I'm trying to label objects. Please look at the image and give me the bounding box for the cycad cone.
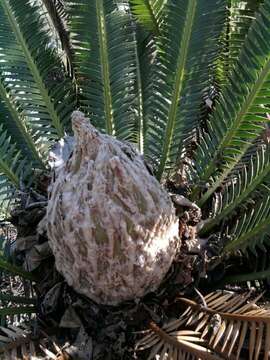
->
[47,111,179,305]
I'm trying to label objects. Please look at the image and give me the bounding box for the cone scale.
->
[46,111,179,305]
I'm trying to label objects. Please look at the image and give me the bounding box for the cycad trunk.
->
[46,111,180,305]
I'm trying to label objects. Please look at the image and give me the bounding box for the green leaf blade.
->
[223,196,270,254]
[193,0,270,204]
[145,0,226,179]
[0,0,75,139]
[66,0,138,141]
[129,0,161,34]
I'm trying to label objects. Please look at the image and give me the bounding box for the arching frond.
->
[201,145,270,235]
[41,0,73,75]
[66,0,138,141]
[224,195,270,253]
[221,246,270,288]
[0,122,34,215]
[193,0,270,205]
[129,0,166,34]
[0,0,75,139]
[218,0,263,84]
[222,266,270,285]
[0,126,31,187]
[132,32,148,152]
[144,0,226,180]
[0,88,44,168]
[227,137,266,179]
[0,255,36,281]
[133,20,159,152]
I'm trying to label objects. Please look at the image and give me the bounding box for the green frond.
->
[222,266,270,284]
[66,0,138,141]
[227,137,265,179]
[0,255,36,281]
[144,0,226,180]
[133,31,145,152]
[217,0,263,84]
[0,81,45,168]
[228,0,263,66]
[201,145,270,235]
[0,0,75,139]
[220,246,270,286]
[223,195,270,253]
[193,0,270,205]
[133,26,158,152]
[41,0,74,75]
[0,126,30,188]
[0,123,34,216]
[129,0,165,34]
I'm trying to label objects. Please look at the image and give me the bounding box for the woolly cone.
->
[46,111,180,305]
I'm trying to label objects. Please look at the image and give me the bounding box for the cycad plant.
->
[1,0,270,358]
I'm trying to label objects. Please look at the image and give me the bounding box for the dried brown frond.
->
[136,290,270,360]
[0,324,37,359]
[136,320,225,360]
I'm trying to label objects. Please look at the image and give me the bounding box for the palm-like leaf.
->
[0,120,36,215]
[144,0,226,180]
[193,0,270,205]
[0,0,75,139]
[0,125,33,203]
[129,0,166,34]
[41,0,73,75]
[224,195,270,253]
[132,32,147,153]
[133,14,160,152]
[218,0,263,84]
[65,0,138,141]
[222,265,270,285]
[201,145,270,235]
[222,247,270,287]
[0,92,43,167]
[0,254,36,281]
